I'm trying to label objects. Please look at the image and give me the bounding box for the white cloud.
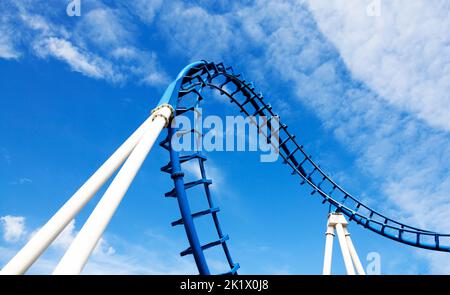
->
[141,71,169,86]
[111,47,140,60]
[0,216,27,243]
[307,0,450,132]
[0,34,20,59]
[123,0,163,24]
[0,6,21,59]
[0,1,167,86]
[159,1,238,61]
[19,11,59,35]
[71,5,168,86]
[33,37,124,82]
[77,8,131,49]
[131,51,169,86]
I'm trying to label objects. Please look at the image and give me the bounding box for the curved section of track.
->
[161,60,450,274]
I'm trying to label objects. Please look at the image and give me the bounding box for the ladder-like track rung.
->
[161,152,207,173]
[317,177,327,190]
[241,93,262,108]
[176,106,195,115]
[280,135,295,148]
[341,194,350,205]
[291,156,310,175]
[185,178,212,190]
[180,235,230,256]
[398,226,406,240]
[178,89,196,98]
[283,146,301,163]
[179,152,207,163]
[165,178,213,197]
[171,207,220,226]
[300,167,317,185]
[219,77,232,89]
[159,138,170,150]
[328,185,337,195]
[259,115,280,129]
[225,66,235,74]
[192,74,207,86]
[231,84,244,96]
[252,104,272,116]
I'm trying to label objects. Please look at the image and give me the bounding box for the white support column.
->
[344,228,366,275]
[335,223,355,275]
[53,104,173,275]
[0,115,157,275]
[324,212,363,276]
[322,224,335,275]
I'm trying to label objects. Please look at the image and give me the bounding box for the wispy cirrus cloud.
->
[158,1,239,61]
[33,37,124,82]
[0,34,20,60]
[122,0,163,25]
[308,0,450,133]
[266,0,450,234]
[0,7,21,59]
[0,1,168,86]
[0,216,27,243]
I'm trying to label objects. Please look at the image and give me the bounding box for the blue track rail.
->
[160,61,450,274]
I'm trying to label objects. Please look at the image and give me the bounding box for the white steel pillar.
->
[53,104,173,275]
[322,212,364,276]
[335,222,355,275]
[322,224,335,275]
[344,227,366,275]
[0,115,158,275]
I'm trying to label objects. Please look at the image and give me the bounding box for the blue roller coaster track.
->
[158,60,450,275]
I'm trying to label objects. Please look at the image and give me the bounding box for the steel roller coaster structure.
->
[1,61,449,275]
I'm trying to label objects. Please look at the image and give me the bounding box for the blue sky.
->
[1,0,450,274]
